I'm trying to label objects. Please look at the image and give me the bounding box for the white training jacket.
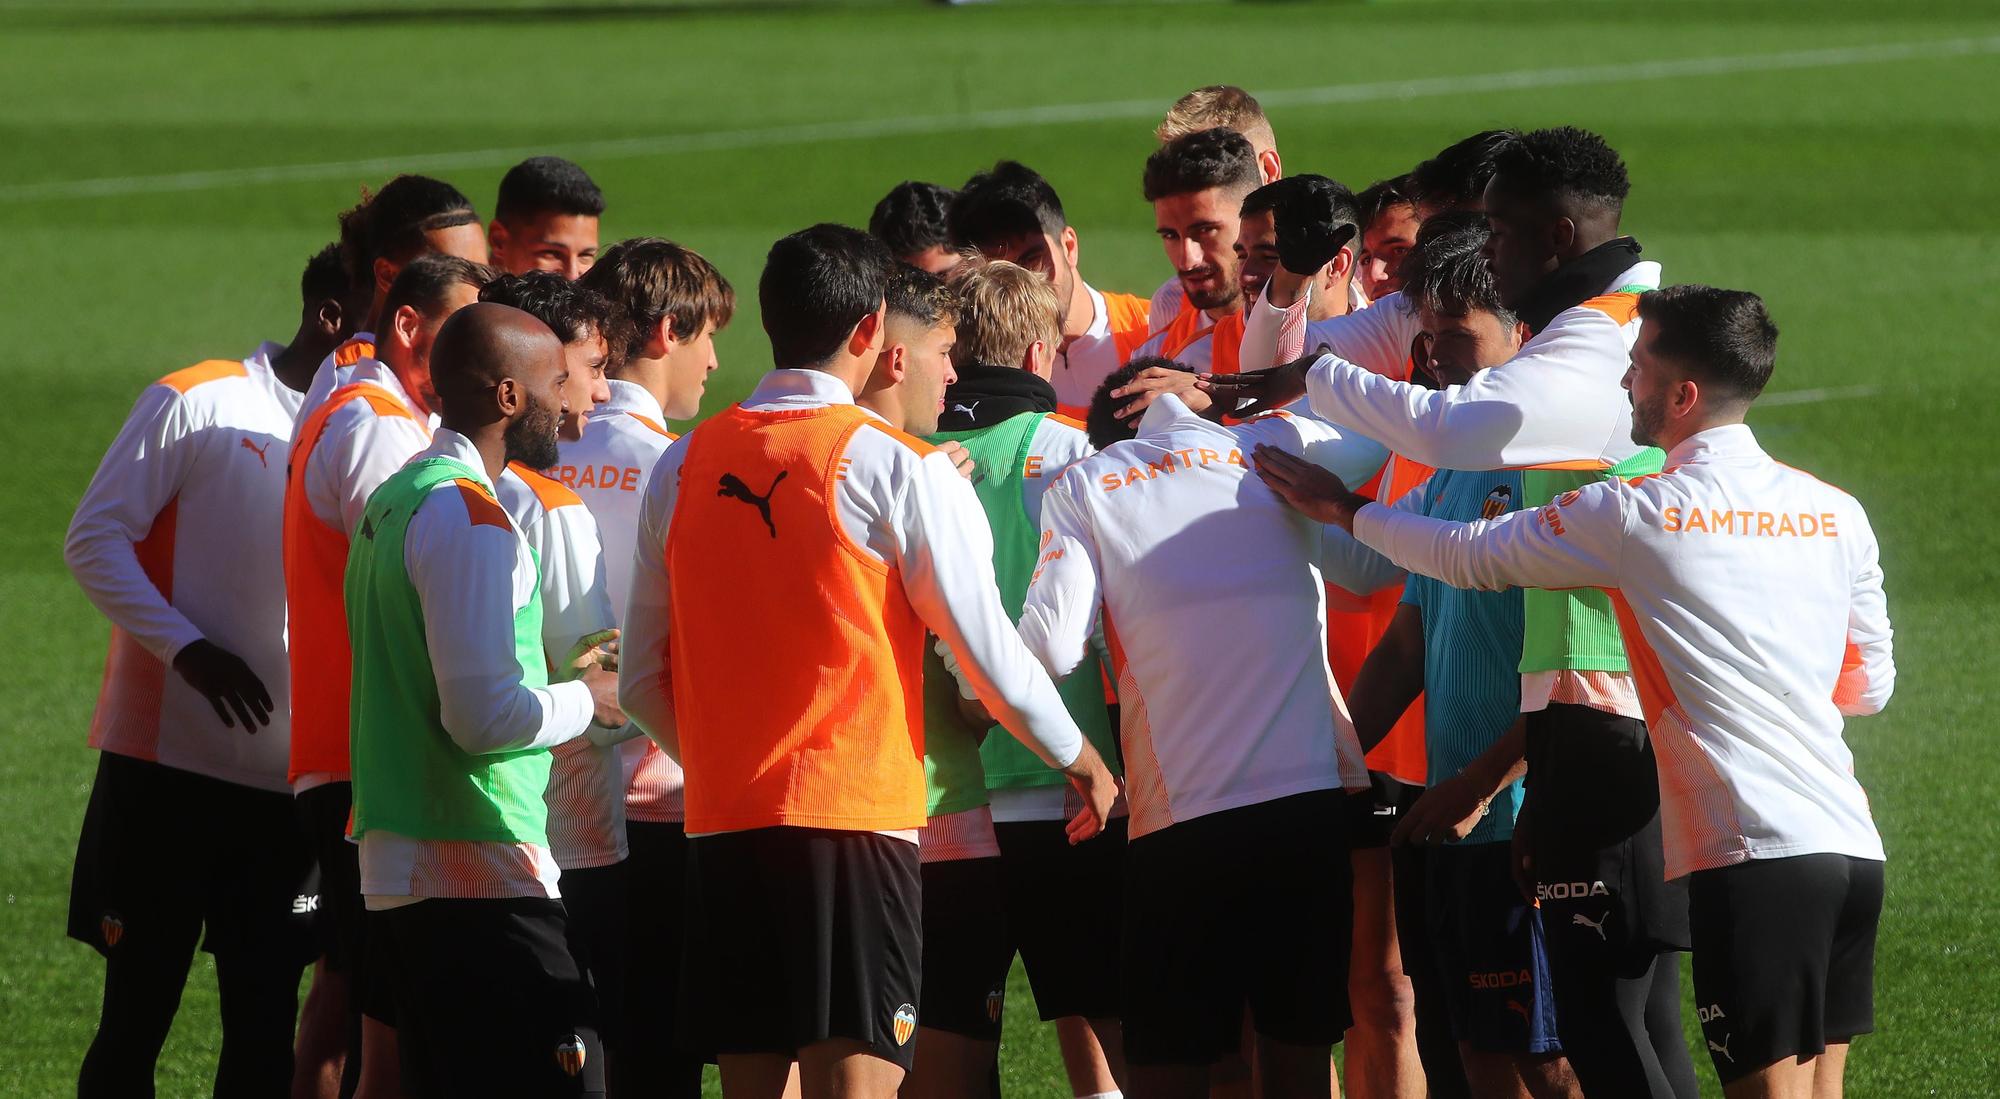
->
[361,430,594,905]
[1297,261,1662,472]
[298,358,434,543]
[550,379,686,823]
[66,346,304,791]
[1241,286,1422,379]
[1351,423,1893,879]
[497,463,629,870]
[1019,395,1384,838]
[297,330,377,427]
[619,368,1087,833]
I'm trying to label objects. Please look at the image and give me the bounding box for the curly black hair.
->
[1406,130,1517,214]
[869,180,958,258]
[1142,128,1260,203]
[480,270,616,346]
[1492,126,1630,210]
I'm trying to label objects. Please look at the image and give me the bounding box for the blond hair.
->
[1156,85,1276,151]
[949,259,1062,369]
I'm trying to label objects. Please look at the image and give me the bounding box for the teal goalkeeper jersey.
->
[1402,467,1528,845]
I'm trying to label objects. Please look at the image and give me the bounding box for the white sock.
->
[1076,1092,1123,1099]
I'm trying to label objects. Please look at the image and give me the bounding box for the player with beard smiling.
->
[345,303,626,1097]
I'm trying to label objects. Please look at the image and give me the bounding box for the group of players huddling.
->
[65,85,1896,1099]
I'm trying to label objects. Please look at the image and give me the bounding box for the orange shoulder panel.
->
[158,359,247,393]
[355,388,417,421]
[1047,412,1089,433]
[509,462,585,510]
[1100,290,1153,334]
[625,411,675,439]
[1579,291,1641,326]
[863,419,940,457]
[333,338,376,368]
[452,479,514,531]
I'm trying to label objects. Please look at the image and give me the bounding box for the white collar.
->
[744,367,861,409]
[596,378,666,423]
[1135,392,1216,437]
[413,427,494,490]
[1666,422,1761,467]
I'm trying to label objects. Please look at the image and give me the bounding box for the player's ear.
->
[487,220,508,263]
[1259,148,1283,185]
[493,375,524,417]
[885,344,908,384]
[1024,339,1054,380]
[1061,226,1080,269]
[391,304,422,349]
[314,298,344,341]
[645,315,676,360]
[1549,216,1578,255]
[373,257,398,299]
[850,303,888,358]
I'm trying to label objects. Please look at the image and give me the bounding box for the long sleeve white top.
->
[360,429,592,904]
[1299,261,1661,471]
[1351,423,1893,877]
[65,346,303,791]
[1018,395,1385,838]
[498,463,628,869]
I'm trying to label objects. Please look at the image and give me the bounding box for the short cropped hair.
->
[380,253,497,325]
[1156,85,1275,150]
[1144,128,1261,203]
[301,242,348,305]
[479,270,615,345]
[1490,126,1630,212]
[1636,285,1777,401]
[758,224,893,370]
[949,260,1060,369]
[1087,356,1190,450]
[494,156,605,223]
[1396,211,1514,326]
[1241,175,1360,250]
[1356,176,1415,233]
[885,263,959,331]
[581,237,735,366]
[869,181,958,259]
[948,161,1067,249]
[361,174,481,269]
[1407,130,1517,214]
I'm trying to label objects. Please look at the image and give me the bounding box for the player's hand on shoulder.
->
[1251,443,1364,527]
[1061,742,1119,844]
[579,663,626,730]
[1110,366,1211,423]
[172,639,273,732]
[1198,345,1320,418]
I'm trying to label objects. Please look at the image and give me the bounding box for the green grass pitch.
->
[2,1,1997,1094]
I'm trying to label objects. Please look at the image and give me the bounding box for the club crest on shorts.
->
[554,1034,587,1077]
[892,1003,918,1046]
[100,911,124,949]
[1481,484,1514,520]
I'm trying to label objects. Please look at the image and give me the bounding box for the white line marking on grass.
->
[1757,384,1883,408]
[5,35,1998,202]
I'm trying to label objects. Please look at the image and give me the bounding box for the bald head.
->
[430,302,560,410]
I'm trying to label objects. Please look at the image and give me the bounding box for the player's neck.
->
[1063,277,1095,340]
[611,357,671,419]
[270,333,324,393]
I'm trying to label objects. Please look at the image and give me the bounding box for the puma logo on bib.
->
[718,471,787,538]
